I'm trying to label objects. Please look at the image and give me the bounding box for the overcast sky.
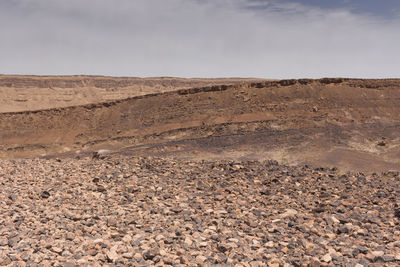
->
[1,0,399,78]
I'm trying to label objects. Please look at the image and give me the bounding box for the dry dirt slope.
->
[0,78,399,172]
[0,75,264,112]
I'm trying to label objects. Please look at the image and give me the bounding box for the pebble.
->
[280,209,298,218]
[40,191,50,199]
[372,250,385,257]
[321,253,332,263]
[0,156,399,265]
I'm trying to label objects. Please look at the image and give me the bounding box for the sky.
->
[0,0,399,78]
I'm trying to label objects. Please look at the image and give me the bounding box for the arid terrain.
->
[0,75,265,113]
[0,76,399,172]
[1,156,400,266]
[0,75,400,266]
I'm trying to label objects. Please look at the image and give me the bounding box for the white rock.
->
[331,215,340,224]
[199,242,208,247]
[321,253,332,262]
[122,235,132,243]
[98,149,111,154]
[184,237,193,247]
[372,250,384,257]
[155,234,165,241]
[122,252,134,259]
[280,209,298,218]
[265,241,275,248]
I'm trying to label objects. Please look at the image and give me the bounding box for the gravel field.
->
[0,155,400,266]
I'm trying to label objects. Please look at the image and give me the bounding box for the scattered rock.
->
[280,209,298,219]
[40,191,50,199]
[217,244,230,253]
[321,253,332,263]
[106,248,119,262]
[143,249,158,261]
[0,156,399,265]
[50,247,63,255]
[377,141,386,146]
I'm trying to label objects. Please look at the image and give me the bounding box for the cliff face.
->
[0,77,399,172]
[0,75,264,112]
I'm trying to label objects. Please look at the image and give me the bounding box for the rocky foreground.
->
[0,155,400,266]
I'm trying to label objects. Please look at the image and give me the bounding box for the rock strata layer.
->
[1,78,399,173]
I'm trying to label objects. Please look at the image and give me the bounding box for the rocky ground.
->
[0,155,400,266]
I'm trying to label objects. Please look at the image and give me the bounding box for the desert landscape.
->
[1,76,399,172]
[1,75,400,266]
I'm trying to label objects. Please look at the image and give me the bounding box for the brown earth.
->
[0,76,400,173]
[0,75,264,113]
[1,75,400,266]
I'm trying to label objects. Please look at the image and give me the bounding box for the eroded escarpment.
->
[0,75,265,112]
[0,78,399,171]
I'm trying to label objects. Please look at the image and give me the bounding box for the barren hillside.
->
[1,77,399,172]
[0,75,264,112]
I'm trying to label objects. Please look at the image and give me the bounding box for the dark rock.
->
[337,226,350,234]
[395,208,400,219]
[312,207,325,213]
[298,79,313,85]
[279,79,297,86]
[143,249,159,261]
[97,186,107,192]
[127,186,139,193]
[320,78,344,84]
[217,244,229,253]
[260,189,270,195]
[171,207,183,214]
[377,141,386,146]
[8,194,17,201]
[213,253,227,264]
[40,191,50,199]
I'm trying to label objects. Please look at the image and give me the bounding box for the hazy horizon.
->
[1,0,399,78]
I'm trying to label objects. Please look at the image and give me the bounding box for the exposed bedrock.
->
[0,78,399,171]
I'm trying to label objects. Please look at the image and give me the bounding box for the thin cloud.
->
[0,0,399,78]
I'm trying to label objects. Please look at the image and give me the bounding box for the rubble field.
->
[1,155,399,266]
